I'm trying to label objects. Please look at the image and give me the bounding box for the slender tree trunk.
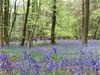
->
[93,17,100,39]
[3,0,9,45]
[9,0,17,40]
[93,26,99,39]
[29,25,36,48]
[82,0,90,46]
[82,0,85,42]
[51,0,56,44]
[21,0,30,46]
[84,0,90,44]
[0,0,3,47]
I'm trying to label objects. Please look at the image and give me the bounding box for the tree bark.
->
[21,0,30,46]
[82,0,85,43]
[3,0,9,45]
[51,0,56,44]
[0,0,3,47]
[82,0,90,46]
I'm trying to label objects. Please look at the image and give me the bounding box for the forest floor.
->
[0,40,100,59]
[0,40,100,75]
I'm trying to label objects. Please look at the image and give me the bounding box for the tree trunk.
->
[21,0,30,46]
[51,0,56,44]
[9,0,17,40]
[29,26,36,48]
[82,0,90,46]
[3,0,9,45]
[0,0,3,47]
[93,17,100,39]
[82,0,85,43]
[93,26,99,39]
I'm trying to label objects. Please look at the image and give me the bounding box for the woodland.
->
[0,0,100,75]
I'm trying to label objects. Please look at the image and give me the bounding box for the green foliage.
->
[89,9,100,38]
[9,0,100,40]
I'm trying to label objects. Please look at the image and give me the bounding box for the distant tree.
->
[51,0,56,44]
[21,0,30,46]
[9,0,17,40]
[82,0,90,46]
[93,16,100,39]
